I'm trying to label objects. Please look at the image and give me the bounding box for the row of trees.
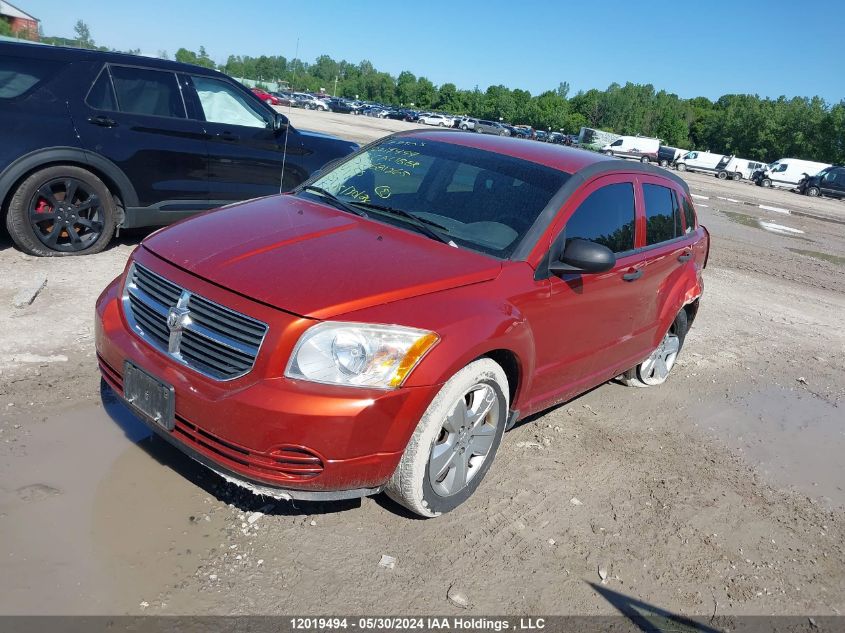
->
[213,51,845,165]
[27,22,845,164]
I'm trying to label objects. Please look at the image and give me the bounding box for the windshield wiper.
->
[301,185,368,217]
[350,201,455,246]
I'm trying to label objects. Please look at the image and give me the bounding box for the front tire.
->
[660,159,669,167]
[676,163,687,172]
[761,178,772,187]
[385,358,508,517]
[6,165,116,257]
[621,309,688,387]
[807,186,820,197]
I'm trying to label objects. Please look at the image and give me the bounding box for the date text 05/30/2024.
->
[289,617,546,631]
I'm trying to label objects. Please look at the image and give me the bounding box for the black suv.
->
[0,42,359,256]
[798,166,845,199]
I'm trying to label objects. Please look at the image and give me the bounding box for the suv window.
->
[643,183,682,245]
[86,68,117,111]
[564,182,635,254]
[109,65,186,118]
[191,76,268,128]
[611,139,623,146]
[0,55,63,99]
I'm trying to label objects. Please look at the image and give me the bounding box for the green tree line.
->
[31,21,845,165]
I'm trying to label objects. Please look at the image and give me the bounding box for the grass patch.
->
[787,248,845,266]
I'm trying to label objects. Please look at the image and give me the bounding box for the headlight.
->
[285,322,439,389]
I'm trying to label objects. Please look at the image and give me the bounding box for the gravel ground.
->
[0,114,843,618]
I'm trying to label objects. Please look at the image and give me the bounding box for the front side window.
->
[611,139,623,146]
[191,76,268,128]
[774,163,788,172]
[109,65,185,118]
[0,55,63,99]
[643,183,682,245]
[306,138,569,257]
[563,182,635,254]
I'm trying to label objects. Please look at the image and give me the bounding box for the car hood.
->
[142,195,502,320]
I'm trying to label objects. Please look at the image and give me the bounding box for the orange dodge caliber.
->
[96,130,709,517]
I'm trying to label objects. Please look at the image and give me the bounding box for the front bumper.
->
[95,254,441,498]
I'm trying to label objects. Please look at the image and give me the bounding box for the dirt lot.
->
[1,112,843,618]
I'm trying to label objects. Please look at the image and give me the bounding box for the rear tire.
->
[385,358,508,517]
[733,172,742,181]
[659,159,669,167]
[621,309,688,388]
[6,165,116,257]
[717,170,728,179]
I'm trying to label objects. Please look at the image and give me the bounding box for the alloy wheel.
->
[28,178,105,252]
[638,330,680,385]
[428,383,500,497]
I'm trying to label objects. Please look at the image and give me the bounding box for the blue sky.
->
[23,0,843,103]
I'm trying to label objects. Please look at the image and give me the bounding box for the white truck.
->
[601,136,661,163]
[675,150,726,175]
[752,158,832,190]
[714,156,768,181]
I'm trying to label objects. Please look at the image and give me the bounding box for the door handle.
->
[622,268,643,282]
[677,251,692,263]
[87,115,118,128]
[216,131,238,141]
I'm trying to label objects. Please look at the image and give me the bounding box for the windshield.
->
[304,137,569,257]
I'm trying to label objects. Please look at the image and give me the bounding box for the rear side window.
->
[109,65,185,118]
[643,183,682,245]
[0,55,63,99]
[681,196,697,233]
[86,68,117,111]
[564,182,636,254]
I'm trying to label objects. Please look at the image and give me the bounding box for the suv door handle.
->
[216,131,238,141]
[677,250,692,263]
[87,115,118,128]
[622,268,643,282]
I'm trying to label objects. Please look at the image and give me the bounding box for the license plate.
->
[124,362,175,431]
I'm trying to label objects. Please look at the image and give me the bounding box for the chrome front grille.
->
[122,263,268,380]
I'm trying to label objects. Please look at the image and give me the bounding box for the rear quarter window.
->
[681,195,697,233]
[0,55,64,99]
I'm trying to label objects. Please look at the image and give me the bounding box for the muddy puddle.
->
[0,392,229,615]
[699,385,845,508]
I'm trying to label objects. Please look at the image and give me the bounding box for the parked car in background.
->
[475,120,510,136]
[270,91,295,107]
[657,146,685,167]
[535,130,549,142]
[0,41,358,256]
[715,156,767,181]
[251,88,281,106]
[752,158,831,190]
[797,165,845,199]
[507,126,531,139]
[293,92,329,111]
[326,98,362,114]
[602,136,660,163]
[419,113,454,127]
[456,117,478,131]
[96,129,709,517]
[675,150,726,175]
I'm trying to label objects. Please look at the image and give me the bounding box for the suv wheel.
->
[6,166,117,256]
[385,358,508,517]
[761,178,772,187]
[621,309,687,387]
[806,186,820,197]
[676,163,687,171]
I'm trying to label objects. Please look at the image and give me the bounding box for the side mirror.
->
[274,112,289,133]
[549,238,616,275]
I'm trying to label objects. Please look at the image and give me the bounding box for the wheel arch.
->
[0,147,138,227]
